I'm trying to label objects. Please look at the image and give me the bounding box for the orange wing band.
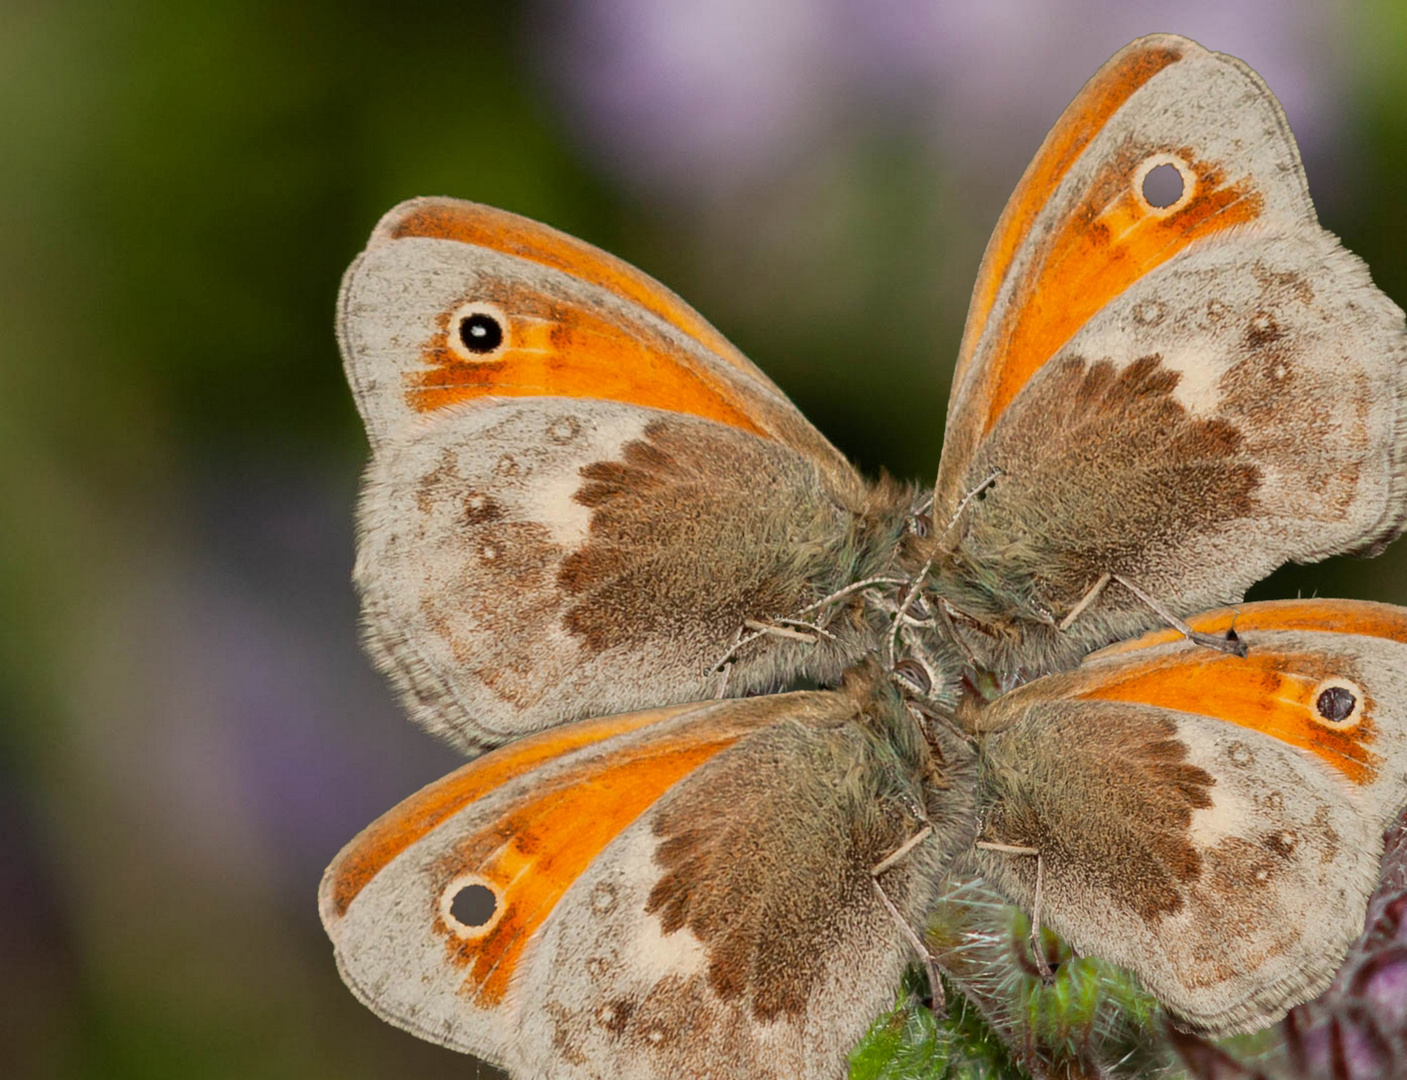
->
[438,733,742,1005]
[393,201,753,375]
[326,702,759,1006]
[956,37,1185,381]
[406,300,766,434]
[1078,646,1380,786]
[327,704,700,919]
[1092,599,1407,659]
[977,151,1261,433]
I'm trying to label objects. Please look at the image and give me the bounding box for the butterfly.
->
[320,33,1407,1078]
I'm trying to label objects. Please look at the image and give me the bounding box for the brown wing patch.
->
[388,199,756,377]
[557,418,830,656]
[1074,648,1380,785]
[954,36,1185,389]
[973,145,1263,436]
[406,278,766,434]
[644,721,917,1022]
[943,353,1261,618]
[982,706,1213,920]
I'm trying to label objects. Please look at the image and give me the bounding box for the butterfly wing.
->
[971,599,1407,1034]
[319,675,978,1079]
[340,199,908,752]
[933,34,1407,673]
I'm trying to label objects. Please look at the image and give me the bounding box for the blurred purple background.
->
[3,1,1405,1076]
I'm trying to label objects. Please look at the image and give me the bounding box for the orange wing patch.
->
[954,36,1185,388]
[326,703,701,919]
[431,733,742,1005]
[406,288,766,434]
[324,700,773,1006]
[1092,599,1407,660]
[973,145,1262,436]
[391,200,756,378]
[1075,647,1380,786]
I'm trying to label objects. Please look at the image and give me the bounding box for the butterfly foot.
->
[1187,627,1249,658]
[1112,575,1251,657]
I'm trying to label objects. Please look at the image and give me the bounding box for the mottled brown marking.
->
[558,419,820,656]
[1244,310,1283,350]
[645,721,918,1022]
[461,489,504,526]
[417,514,562,707]
[597,998,635,1035]
[1311,805,1341,866]
[1265,830,1298,859]
[1197,298,1229,329]
[546,1001,588,1066]
[983,705,1214,921]
[1253,261,1316,306]
[1216,270,1371,522]
[944,353,1261,624]
[415,449,460,515]
[1205,836,1279,893]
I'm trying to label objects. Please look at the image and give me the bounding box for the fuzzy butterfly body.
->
[324,33,1407,1079]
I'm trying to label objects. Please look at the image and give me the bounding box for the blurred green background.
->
[3,1,1405,1077]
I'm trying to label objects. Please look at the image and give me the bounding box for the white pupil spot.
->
[1135,155,1195,214]
[447,301,509,362]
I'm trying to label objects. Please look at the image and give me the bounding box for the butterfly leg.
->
[1057,573,1112,631]
[707,612,845,690]
[1054,572,1247,657]
[975,840,1054,983]
[871,836,947,1017]
[1111,575,1248,657]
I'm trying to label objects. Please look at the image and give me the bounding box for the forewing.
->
[320,680,978,1080]
[973,600,1407,1034]
[933,35,1407,670]
[340,199,904,750]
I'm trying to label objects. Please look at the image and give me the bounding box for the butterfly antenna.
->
[889,469,1002,665]
[795,575,908,619]
[939,467,1002,540]
[1112,575,1248,657]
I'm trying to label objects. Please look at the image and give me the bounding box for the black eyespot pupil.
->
[449,883,498,927]
[1142,162,1185,208]
[1316,686,1356,724]
[459,313,503,354]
